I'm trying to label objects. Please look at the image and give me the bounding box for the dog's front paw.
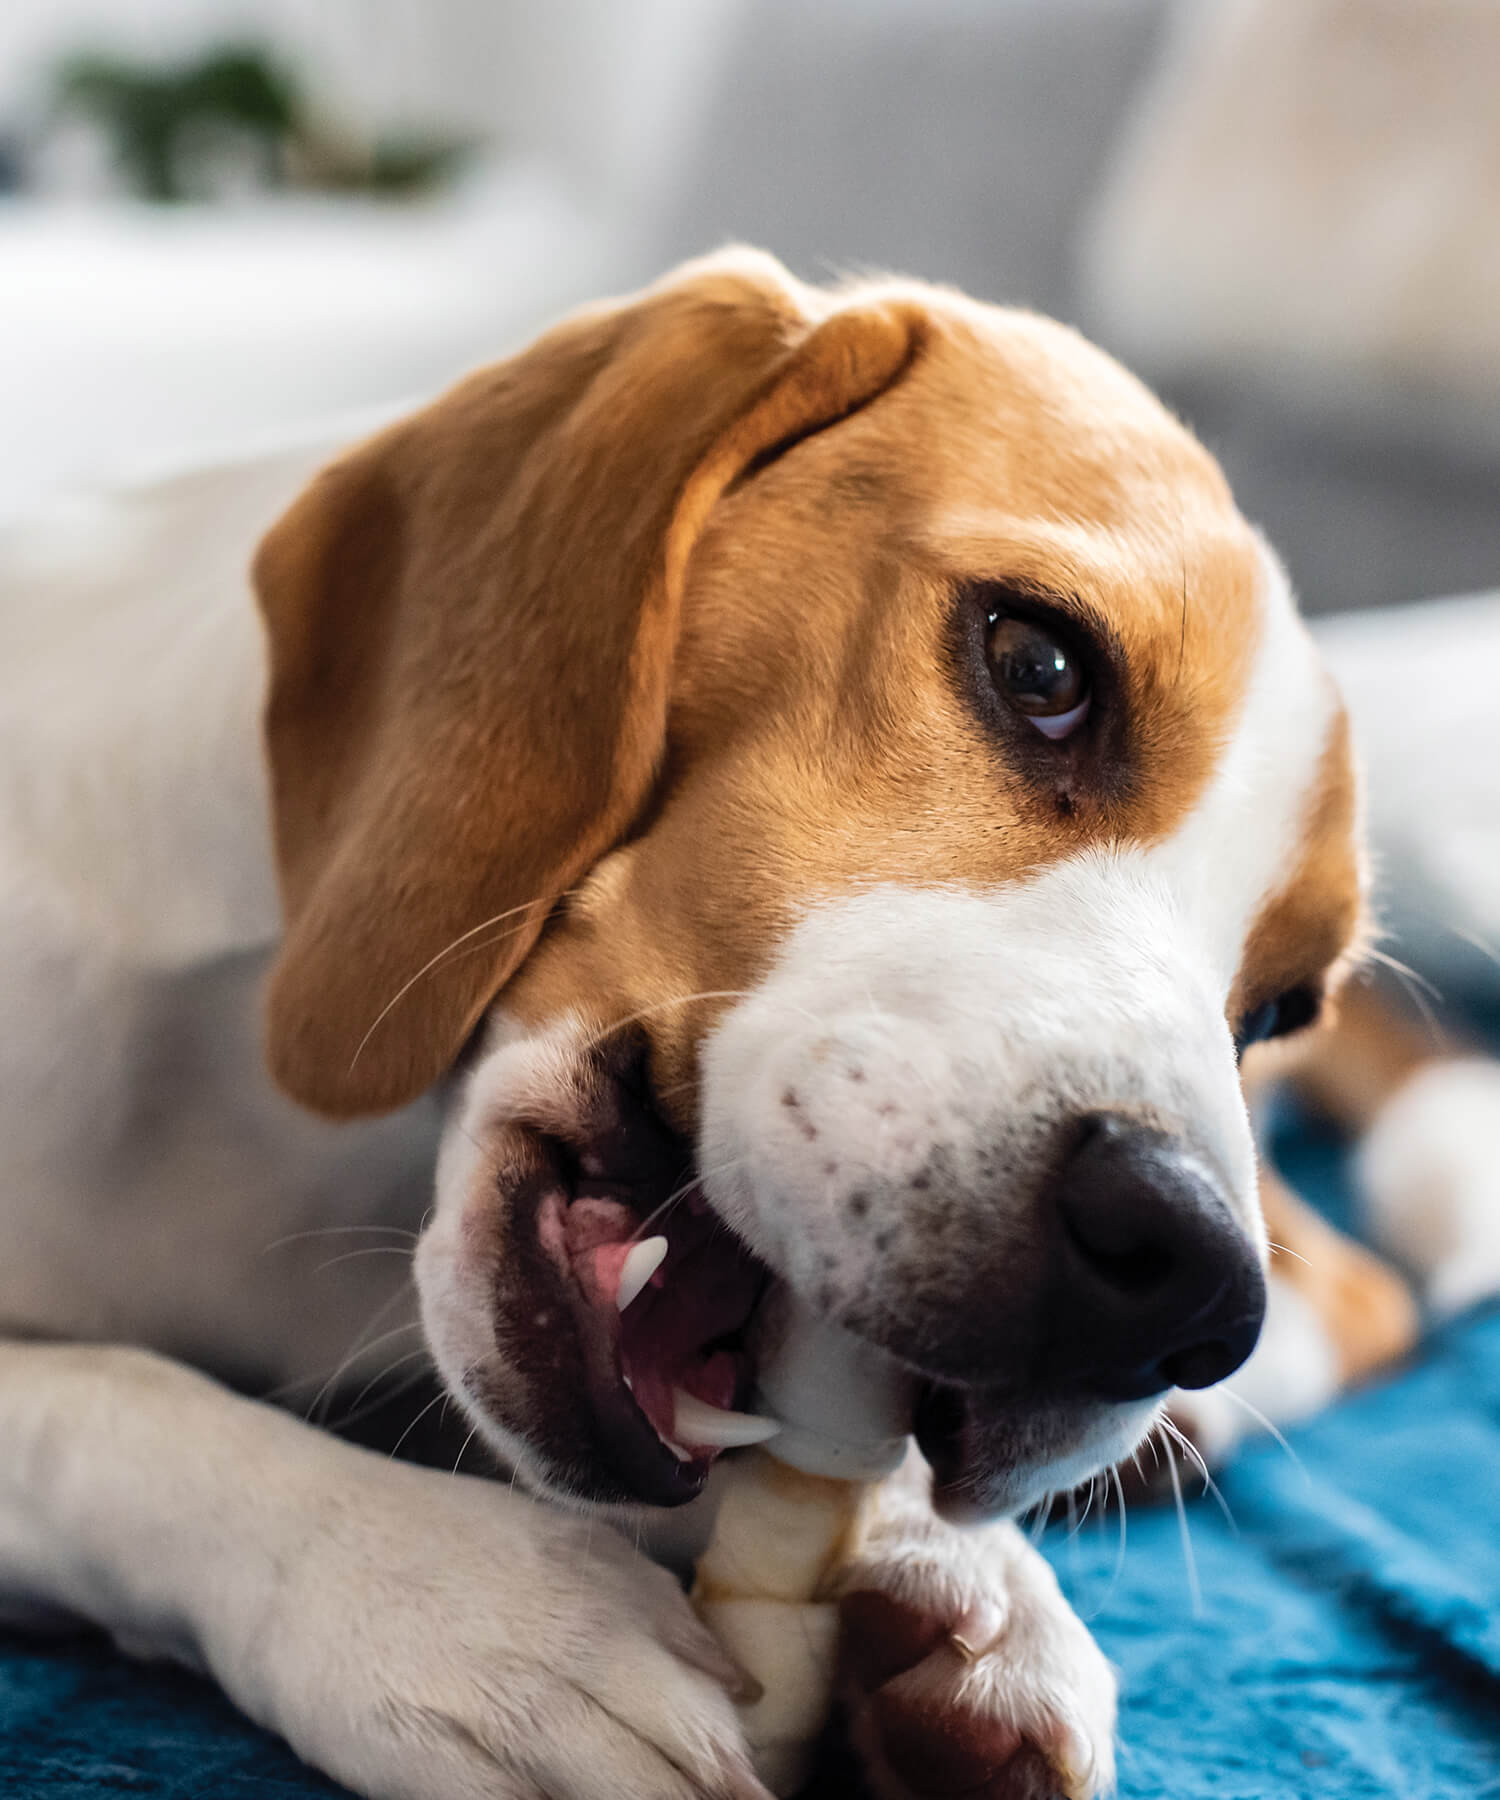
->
[235,1456,769,1800]
[835,1513,1115,1799]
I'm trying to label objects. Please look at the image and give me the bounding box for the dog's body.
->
[0,439,438,1386]
[0,251,1443,1800]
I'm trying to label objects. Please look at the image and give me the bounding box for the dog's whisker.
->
[1063,1487,1086,1595]
[302,1312,422,1425]
[386,1385,453,1462]
[350,889,586,1072]
[1266,1240,1312,1269]
[306,1319,425,1424]
[1111,1463,1129,1588]
[450,1423,481,1478]
[576,991,771,1056]
[1445,920,1500,972]
[625,1186,694,1245]
[256,1279,416,1407]
[262,1223,421,1255]
[1161,1416,1238,1537]
[1365,943,1443,1003]
[577,989,835,1059]
[1081,1464,1131,1622]
[334,1343,433,1419]
[1164,1445,1202,1617]
[1362,946,1447,1046]
[647,1076,700,1101]
[313,1244,416,1277]
[325,1353,435,1433]
[623,1155,752,1246]
[448,1117,491,1162]
[1217,1387,1306,1476]
[381,1355,486,1465]
[692,1153,751,1189]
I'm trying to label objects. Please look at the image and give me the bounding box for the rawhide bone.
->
[692,1287,916,1795]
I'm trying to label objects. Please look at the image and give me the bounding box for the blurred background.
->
[3,0,1498,617]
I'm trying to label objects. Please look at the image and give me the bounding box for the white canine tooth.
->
[616,1236,669,1312]
[671,1388,784,1449]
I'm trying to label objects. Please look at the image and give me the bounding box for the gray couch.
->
[649,0,1500,617]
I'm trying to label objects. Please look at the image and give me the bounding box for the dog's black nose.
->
[1042,1114,1266,1402]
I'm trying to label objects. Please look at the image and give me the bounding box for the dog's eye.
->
[986,614,1090,740]
[1235,985,1321,1059]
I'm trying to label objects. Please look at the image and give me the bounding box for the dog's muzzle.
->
[466,1022,1267,1519]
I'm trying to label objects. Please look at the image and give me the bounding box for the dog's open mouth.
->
[499,1041,1120,1517]
[526,1064,777,1505]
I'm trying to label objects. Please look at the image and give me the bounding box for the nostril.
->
[1161,1339,1243,1391]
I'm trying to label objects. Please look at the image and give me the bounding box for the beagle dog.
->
[0,248,1391,1800]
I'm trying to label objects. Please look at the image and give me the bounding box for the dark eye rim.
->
[1234,984,1323,1061]
[950,579,1131,796]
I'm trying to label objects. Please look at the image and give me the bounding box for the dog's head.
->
[254,250,1364,1519]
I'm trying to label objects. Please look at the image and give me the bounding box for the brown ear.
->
[254,250,922,1116]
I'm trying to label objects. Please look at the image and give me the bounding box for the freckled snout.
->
[1042,1114,1266,1402]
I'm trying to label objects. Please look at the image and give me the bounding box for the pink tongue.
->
[588,1241,639,1309]
[624,1350,738,1449]
[563,1200,638,1309]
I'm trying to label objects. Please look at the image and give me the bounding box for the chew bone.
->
[692,1288,915,1794]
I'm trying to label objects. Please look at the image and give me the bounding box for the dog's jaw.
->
[417,1018,785,1508]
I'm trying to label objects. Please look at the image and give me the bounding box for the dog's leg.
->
[1259,1163,1420,1384]
[0,1340,769,1800]
[1193,971,1500,1469]
[833,1449,1116,1800]
[1298,979,1500,1317]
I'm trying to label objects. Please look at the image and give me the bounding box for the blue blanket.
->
[5,1140,1499,1797]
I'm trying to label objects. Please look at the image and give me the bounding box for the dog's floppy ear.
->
[254,251,922,1116]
